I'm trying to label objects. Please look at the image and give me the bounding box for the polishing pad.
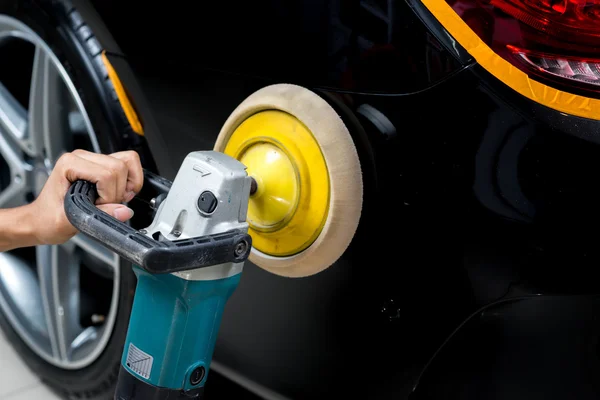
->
[214,84,362,277]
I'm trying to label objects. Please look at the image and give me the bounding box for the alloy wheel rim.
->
[0,15,121,370]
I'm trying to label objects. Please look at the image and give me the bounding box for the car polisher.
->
[64,84,364,399]
[65,151,254,399]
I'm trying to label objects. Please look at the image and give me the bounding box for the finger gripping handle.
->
[64,180,252,274]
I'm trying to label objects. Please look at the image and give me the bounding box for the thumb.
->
[97,204,134,222]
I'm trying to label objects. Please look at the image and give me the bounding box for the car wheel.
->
[0,1,147,398]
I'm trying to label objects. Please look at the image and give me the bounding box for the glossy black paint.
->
[72,0,600,398]
[83,0,465,95]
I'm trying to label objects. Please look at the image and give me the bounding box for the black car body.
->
[1,0,600,399]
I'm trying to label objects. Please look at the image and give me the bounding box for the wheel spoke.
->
[70,233,118,271]
[36,244,82,362]
[28,46,69,163]
[0,130,31,208]
[0,177,26,208]
[0,83,28,150]
[70,326,99,355]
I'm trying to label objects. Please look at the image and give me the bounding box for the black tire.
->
[0,0,151,398]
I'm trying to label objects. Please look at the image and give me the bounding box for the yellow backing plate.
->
[223,110,330,257]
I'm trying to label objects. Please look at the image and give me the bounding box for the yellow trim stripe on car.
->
[421,0,600,120]
[100,51,144,135]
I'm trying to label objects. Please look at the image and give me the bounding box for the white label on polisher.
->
[126,343,154,380]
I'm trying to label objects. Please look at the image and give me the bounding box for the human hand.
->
[31,149,144,245]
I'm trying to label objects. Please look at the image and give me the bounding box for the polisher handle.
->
[64,176,251,274]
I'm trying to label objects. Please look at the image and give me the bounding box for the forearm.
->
[0,204,39,252]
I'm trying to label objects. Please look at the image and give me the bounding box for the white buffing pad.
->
[215,84,363,277]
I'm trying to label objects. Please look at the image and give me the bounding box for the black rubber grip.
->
[115,366,203,399]
[64,180,251,274]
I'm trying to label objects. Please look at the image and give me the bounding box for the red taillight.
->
[446,0,600,94]
[508,45,600,89]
